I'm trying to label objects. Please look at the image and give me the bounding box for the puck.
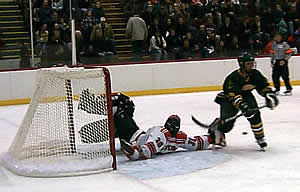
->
[242,131,248,135]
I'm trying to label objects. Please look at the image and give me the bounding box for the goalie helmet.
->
[164,115,181,137]
[237,52,255,69]
[112,93,135,118]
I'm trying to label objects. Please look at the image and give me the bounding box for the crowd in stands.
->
[124,0,300,60]
[24,0,300,65]
[29,0,116,66]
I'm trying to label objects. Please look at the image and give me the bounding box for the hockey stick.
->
[191,104,268,129]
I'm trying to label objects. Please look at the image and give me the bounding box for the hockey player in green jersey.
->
[212,52,279,149]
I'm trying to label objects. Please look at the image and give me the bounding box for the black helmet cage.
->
[164,115,181,136]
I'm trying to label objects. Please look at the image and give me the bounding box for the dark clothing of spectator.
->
[92,6,105,21]
[220,23,234,49]
[47,39,71,66]
[272,7,284,24]
[261,9,274,34]
[238,21,251,50]
[176,46,193,60]
[63,0,81,21]
[19,43,31,68]
[39,4,52,25]
[176,23,188,39]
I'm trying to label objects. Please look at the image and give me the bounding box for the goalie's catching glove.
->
[240,102,256,118]
[265,93,279,110]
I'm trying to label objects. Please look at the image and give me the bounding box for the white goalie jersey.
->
[128,126,211,160]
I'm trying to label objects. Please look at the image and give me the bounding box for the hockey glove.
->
[240,102,256,118]
[265,93,279,110]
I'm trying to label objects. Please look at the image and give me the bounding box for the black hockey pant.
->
[217,94,265,140]
[272,60,292,91]
[113,114,140,142]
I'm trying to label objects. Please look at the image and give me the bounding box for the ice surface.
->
[1,86,300,192]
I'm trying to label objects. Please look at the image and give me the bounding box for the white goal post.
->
[1,66,117,177]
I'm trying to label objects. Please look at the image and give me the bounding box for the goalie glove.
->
[265,93,279,110]
[240,102,256,118]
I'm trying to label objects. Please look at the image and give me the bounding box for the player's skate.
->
[256,138,267,151]
[283,89,292,96]
[208,118,227,149]
[120,139,140,160]
[78,88,106,115]
[274,90,280,95]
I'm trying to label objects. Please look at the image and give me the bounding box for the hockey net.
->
[1,66,116,177]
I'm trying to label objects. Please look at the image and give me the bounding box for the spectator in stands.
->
[52,0,63,12]
[83,44,104,57]
[261,7,274,35]
[165,28,181,60]
[80,0,92,12]
[92,1,104,22]
[124,0,142,20]
[185,32,196,48]
[192,43,202,59]
[228,35,240,56]
[48,10,59,31]
[176,39,193,59]
[238,16,251,50]
[35,23,49,57]
[141,1,153,28]
[175,17,188,40]
[60,21,71,44]
[149,30,167,61]
[294,25,300,52]
[38,0,52,26]
[148,17,162,41]
[158,6,169,38]
[47,31,71,66]
[286,3,299,35]
[205,16,217,36]
[196,25,209,50]
[63,0,81,21]
[213,39,227,57]
[272,4,284,25]
[17,40,31,68]
[221,0,239,18]
[90,17,116,55]
[151,0,161,20]
[246,37,262,56]
[219,16,233,49]
[164,18,175,37]
[126,13,148,54]
[80,10,96,49]
[206,0,222,30]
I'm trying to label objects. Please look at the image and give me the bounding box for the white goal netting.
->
[1,66,116,177]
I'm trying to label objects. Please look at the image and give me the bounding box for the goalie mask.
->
[164,115,181,137]
[238,52,255,73]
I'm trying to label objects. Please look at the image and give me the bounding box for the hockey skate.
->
[283,89,292,96]
[208,118,227,149]
[274,90,280,95]
[256,138,267,151]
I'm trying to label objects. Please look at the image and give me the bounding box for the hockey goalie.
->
[78,90,216,161]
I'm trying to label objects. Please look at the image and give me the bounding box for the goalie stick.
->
[191,104,268,130]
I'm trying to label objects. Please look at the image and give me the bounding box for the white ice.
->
[1,86,300,192]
